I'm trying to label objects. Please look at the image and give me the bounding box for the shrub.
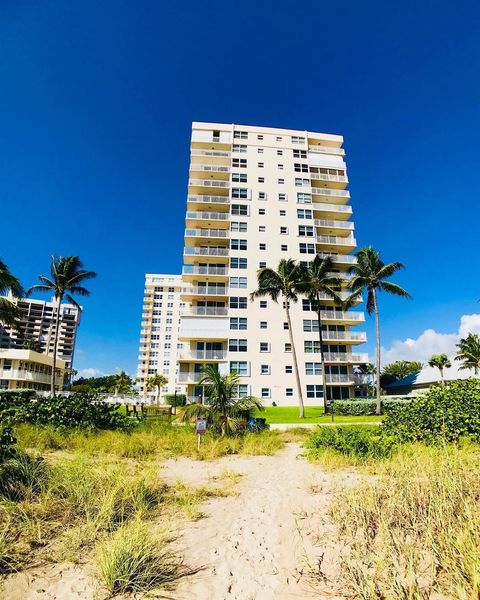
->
[332,398,411,416]
[383,378,480,443]
[0,424,17,462]
[306,426,397,459]
[164,394,186,407]
[0,392,133,431]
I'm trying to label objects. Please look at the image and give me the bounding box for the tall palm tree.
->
[296,255,342,413]
[455,333,480,375]
[348,247,411,415]
[145,373,168,405]
[180,365,262,436]
[251,259,306,418]
[428,353,451,385]
[27,256,96,395]
[0,258,24,328]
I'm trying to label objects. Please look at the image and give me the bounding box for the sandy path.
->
[162,443,356,600]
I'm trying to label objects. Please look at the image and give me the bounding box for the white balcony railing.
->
[317,234,356,246]
[325,373,354,383]
[184,247,229,257]
[186,211,229,221]
[308,145,345,156]
[315,219,354,229]
[317,252,357,264]
[189,179,229,188]
[312,203,352,215]
[185,228,229,238]
[187,195,230,204]
[179,350,227,360]
[190,164,230,173]
[190,149,230,158]
[319,310,364,321]
[310,172,348,183]
[182,286,228,296]
[324,352,369,363]
[178,372,204,383]
[179,329,229,340]
[311,188,350,198]
[321,331,367,342]
[0,369,52,385]
[182,266,228,276]
[181,307,228,317]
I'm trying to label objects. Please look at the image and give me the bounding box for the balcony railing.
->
[190,149,230,158]
[179,328,229,339]
[178,372,204,383]
[308,145,345,156]
[0,369,52,385]
[324,352,369,363]
[319,310,364,321]
[186,211,229,221]
[318,290,360,301]
[310,172,348,183]
[312,203,352,216]
[311,188,350,198]
[315,219,354,229]
[325,373,354,383]
[182,266,228,276]
[182,286,228,296]
[179,350,227,360]
[317,252,357,264]
[184,247,229,257]
[322,331,367,342]
[181,307,228,317]
[187,195,230,204]
[189,164,230,173]
[185,228,229,238]
[189,179,229,188]
[317,234,356,246]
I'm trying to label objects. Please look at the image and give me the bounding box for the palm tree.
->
[251,259,306,418]
[428,353,451,385]
[348,247,411,415]
[27,256,96,395]
[111,370,134,396]
[455,333,480,375]
[145,373,168,405]
[179,365,263,436]
[296,255,342,413]
[0,258,24,328]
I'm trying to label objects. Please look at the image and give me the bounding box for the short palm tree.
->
[455,333,480,375]
[179,365,263,436]
[251,259,305,418]
[145,373,168,405]
[0,258,24,328]
[110,370,134,396]
[27,256,96,395]
[428,353,451,385]
[348,247,411,415]
[296,255,342,413]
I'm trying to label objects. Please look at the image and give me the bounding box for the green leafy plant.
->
[306,426,397,459]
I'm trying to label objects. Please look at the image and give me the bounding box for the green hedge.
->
[164,394,186,407]
[306,426,397,459]
[332,398,411,416]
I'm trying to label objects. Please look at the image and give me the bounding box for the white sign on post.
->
[196,418,207,435]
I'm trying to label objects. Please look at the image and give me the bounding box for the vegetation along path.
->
[162,442,356,600]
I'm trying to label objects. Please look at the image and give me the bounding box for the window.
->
[304,340,321,353]
[278,178,285,184]
[281,244,288,251]
[278,164,284,170]
[303,320,319,332]
[299,225,314,237]
[260,321,267,329]
[258,162,264,168]
[258,191,266,200]
[276,136,282,142]
[295,178,310,187]
[283,322,289,329]
[233,384,249,397]
[234,130,248,139]
[231,239,247,250]
[297,193,312,204]
[261,388,271,398]
[258,177,265,183]
[278,193,287,201]
[291,135,305,144]
[232,172,247,182]
[230,361,248,375]
[258,208,266,215]
[229,339,247,352]
[293,149,308,158]
[305,362,322,375]
[261,364,270,375]
[280,226,288,234]
[260,300,267,308]
[257,134,264,140]
[285,366,293,374]
[294,163,309,173]
[277,149,283,155]
[306,385,324,399]
[230,317,247,330]
[259,225,266,232]
[279,209,286,216]
[286,388,294,397]
[259,243,266,250]
[232,204,248,216]
[285,343,292,352]
[230,257,247,269]
[231,221,247,232]
[232,188,248,199]
[260,342,270,352]
[297,208,313,219]
[230,296,247,309]
[257,148,264,154]
[299,243,315,254]
[232,158,247,168]
[259,261,266,268]
[232,144,247,153]
[230,276,248,288]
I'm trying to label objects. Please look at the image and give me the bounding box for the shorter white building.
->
[0,349,66,392]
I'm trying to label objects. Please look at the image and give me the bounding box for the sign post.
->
[196,417,207,450]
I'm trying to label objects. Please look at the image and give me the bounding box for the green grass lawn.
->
[254,406,384,424]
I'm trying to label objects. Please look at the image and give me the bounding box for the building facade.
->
[0,348,66,391]
[136,274,186,398]
[0,294,81,369]
[138,122,367,406]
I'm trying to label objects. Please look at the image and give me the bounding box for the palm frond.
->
[379,281,412,299]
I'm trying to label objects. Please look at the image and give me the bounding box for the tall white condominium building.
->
[0,294,81,369]
[137,274,186,397]
[177,122,367,406]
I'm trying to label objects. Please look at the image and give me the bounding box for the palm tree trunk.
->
[156,386,160,407]
[315,292,328,415]
[372,289,382,415]
[440,367,445,385]
[286,303,305,418]
[51,297,62,396]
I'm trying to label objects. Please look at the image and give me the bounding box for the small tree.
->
[110,371,134,396]
[146,374,168,405]
[428,354,451,385]
[0,258,24,329]
[455,333,480,375]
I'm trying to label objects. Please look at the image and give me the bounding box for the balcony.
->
[189,164,230,173]
[186,211,229,222]
[311,188,350,203]
[185,228,229,239]
[321,331,367,343]
[310,172,348,185]
[190,149,230,158]
[183,246,229,258]
[325,373,354,384]
[315,219,354,231]
[178,328,229,340]
[187,195,230,205]
[317,252,357,265]
[308,145,345,156]
[316,234,357,253]
[182,265,228,277]
[324,352,369,363]
[182,286,227,296]
[188,179,229,189]
[178,349,227,361]
[0,369,52,385]
[178,372,204,383]
[180,307,228,317]
[318,310,364,323]
[318,290,362,302]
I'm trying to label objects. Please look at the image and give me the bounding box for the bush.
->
[306,426,398,459]
[164,394,186,407]
[332,398,411,416]
[383,378,480,443]
[0,392,133,431]
[0,424,17,462]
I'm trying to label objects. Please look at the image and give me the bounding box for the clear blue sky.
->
[1,1,479,376]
